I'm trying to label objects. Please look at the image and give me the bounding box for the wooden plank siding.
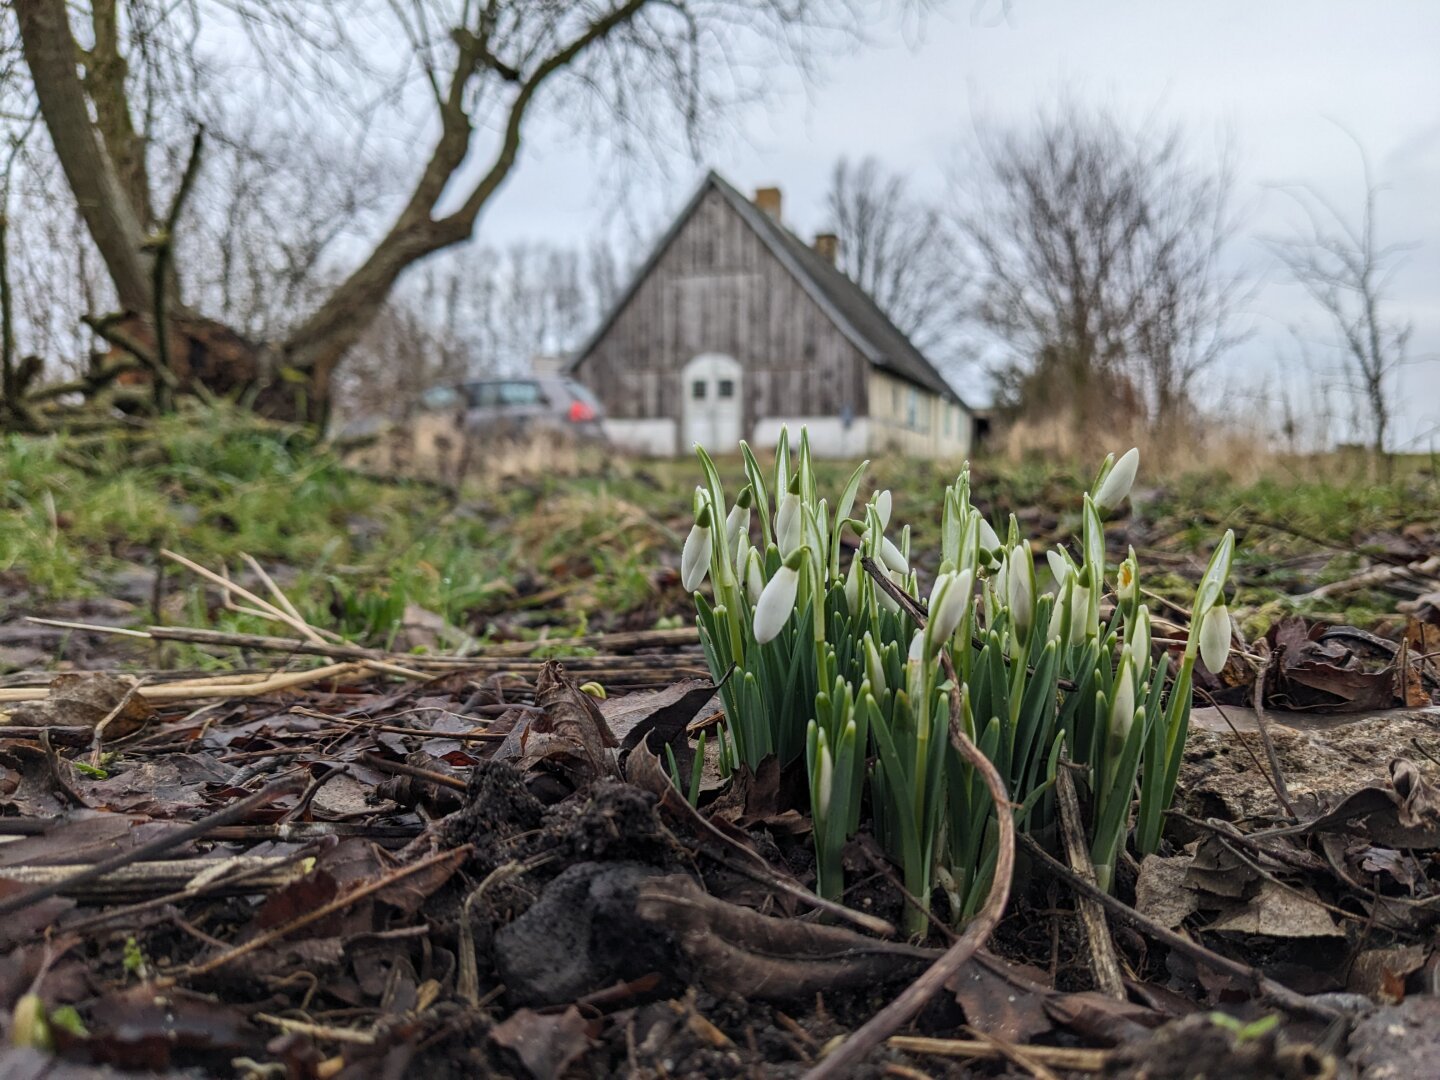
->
[575,187,870,436]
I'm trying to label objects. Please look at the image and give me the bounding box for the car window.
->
[497,381,544,406]
[461,382,496,408]
[419,385,464,411]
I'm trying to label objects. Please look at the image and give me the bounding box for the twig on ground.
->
[1197,687,1292,814]
[173,844,472,981]
[1055,765,1125,999]
[885,1036,1107,1073]
[0,774,305,919]
[359,752,467,792]
[1249,639,1296,817]
[963,1024,1063,1080]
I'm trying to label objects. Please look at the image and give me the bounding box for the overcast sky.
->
[458,1,1440,445]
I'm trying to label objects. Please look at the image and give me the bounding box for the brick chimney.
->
[753,186,782,222]
[813,233,839,266]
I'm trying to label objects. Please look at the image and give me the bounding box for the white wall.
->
[866,371,972,459]
[750,417,871,458]
[604,418,677,456]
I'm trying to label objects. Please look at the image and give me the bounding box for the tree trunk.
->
[15,0,154,315]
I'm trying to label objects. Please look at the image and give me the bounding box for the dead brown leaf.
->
[6,674,155,739]
[490,1006,592,1080]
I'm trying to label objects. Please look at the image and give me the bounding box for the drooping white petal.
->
[908,626,926,662]
[874,489,892,531]
[1110,655,1136,741]
[843,552,861,612]
[1069,581,1091,646]
[1007,544,1034,635]
[816,738,834,819]
[1198,602,1231,673]
[1129,604,1152,668]
[929,569,972,644]
[879,535,909,575]
[725,503,750,544]
[1047,549,1071,588]
[775,493,801,556]
[681,524,712,592]
[1095,448,1140,511]
[753,564,799,643]
[978,516,1001,554]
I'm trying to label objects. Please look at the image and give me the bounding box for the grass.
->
[1,408,1434,670]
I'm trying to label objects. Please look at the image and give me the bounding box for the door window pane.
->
[717,379,735,399]
[692,380,707,400]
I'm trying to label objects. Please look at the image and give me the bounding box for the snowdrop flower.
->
[1007,543,1035,636]
[978,516,1001,556]
[753,550,803,644]
[908,627,926,663]
[815,735,834,819]
[879,534,909,575]
[681,504,713,592]
[1198,601,1231,673]
[843,552,861,612]
[1116,551,1138,614]
[1047,549,1072,590]
[1128,604,1152,670]
[1069,568,1092,646]
[864,633,887,697]
[725,486,752,546]
[775,491,801,556]
[1048,577,1072,643]
[1110,653,1136,742]
[744,547,765,604]
[1094,448,1140,511]
[928,569,972,645]
[874,489,892,531]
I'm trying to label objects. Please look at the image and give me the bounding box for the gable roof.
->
[569,170,965,408]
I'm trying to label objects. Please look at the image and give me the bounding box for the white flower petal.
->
[681,524,711,592]
[1198,603,1231,673]
[753,565,799,643]
[879,535,908,575]
[776,493,801,556]
[1095,448,1140,511]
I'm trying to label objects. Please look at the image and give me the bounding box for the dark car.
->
[417,377,607,442]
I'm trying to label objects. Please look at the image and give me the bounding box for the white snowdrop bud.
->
[681,504,713,592]
[1198,602,1231,673]
[929,569,972,644]
[1110,654,1136,742]
[879,535,909,575]
[775,491,801,556]
[1007,544,1034,636]
[874,489,892,531]
[753,551,803,644]
[1095,448,1140,511]
[816,737,834,819]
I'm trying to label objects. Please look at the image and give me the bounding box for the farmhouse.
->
[569,171,972,458]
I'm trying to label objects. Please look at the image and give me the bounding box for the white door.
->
[682,354,742,450]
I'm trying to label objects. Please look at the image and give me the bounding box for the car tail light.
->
[568,400,596,422]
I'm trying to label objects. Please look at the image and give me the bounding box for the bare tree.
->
[1269,145,1413,459]
[11,0,917,425]
[824,155,958,354]
[952,106,1246,436]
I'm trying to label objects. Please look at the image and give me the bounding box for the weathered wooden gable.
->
[577,185,870,431]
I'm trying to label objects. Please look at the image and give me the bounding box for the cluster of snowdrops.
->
[680,430,1234,934]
